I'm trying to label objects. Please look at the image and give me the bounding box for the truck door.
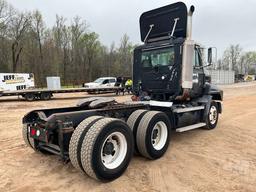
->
[191,47,205,97]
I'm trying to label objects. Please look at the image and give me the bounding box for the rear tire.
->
[22,124,51,154]
[136,111,171,159]
[22,124,36,149]
[127,110,148,154]
[205,101,219,130]
[80,118,134,181]
[25,93,35,101]
[69,116,103,172]
[40,92,51,100]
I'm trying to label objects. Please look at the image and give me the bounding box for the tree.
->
[27,10,46,84]
[0,0,14,34]
[239,52,256,75]
[115,34,134,76]
[9,12,30,72]
[82,32,100,81]
[31,11,44,62]
[222,44,242,73]
[0,0,136,86]
[0,0,14,71]
[70,16,87,83]
[108,42,116,76]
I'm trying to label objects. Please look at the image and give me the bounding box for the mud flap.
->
[196,95,212,122]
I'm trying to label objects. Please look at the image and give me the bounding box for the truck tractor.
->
[22,2,223,181]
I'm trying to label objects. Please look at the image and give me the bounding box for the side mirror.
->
[208,48,213,65]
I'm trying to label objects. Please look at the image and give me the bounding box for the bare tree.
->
[222,44,242,73]
[31,10,44,62]
[53,15,67,76]
[9,12,30,72]
[70,16,87,82]
[0,0,15,35]
[82,32,100,81]
[117,34,133,76]
[28,10,46,84]
[0,0,137,86]
[0,0,15,71]
[239,52,256,75]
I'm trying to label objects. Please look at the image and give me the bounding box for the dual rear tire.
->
[127,110,171,160]
[69,116,133,181]
[69,110,171,181]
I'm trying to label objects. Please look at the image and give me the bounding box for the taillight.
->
[31,128,36,136]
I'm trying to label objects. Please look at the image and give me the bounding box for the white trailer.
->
[0,73,35,91]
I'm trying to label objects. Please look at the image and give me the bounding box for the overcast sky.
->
[7,0,256,55]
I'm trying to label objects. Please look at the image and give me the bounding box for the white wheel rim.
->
[209,105,218,125]
[151,121,168,150]
[100,132,127,169]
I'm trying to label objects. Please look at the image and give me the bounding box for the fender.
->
[204,83,223,101]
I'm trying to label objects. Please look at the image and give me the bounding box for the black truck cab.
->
[133,39,208,101]
[132,2,222,102]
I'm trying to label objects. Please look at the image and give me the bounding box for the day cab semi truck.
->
[22,2,223,181]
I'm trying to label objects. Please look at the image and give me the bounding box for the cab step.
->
[173,106,204,113]
[176,122,206,132]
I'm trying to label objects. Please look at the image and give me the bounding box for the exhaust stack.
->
[181,5,195,90]
[187,6,195,40]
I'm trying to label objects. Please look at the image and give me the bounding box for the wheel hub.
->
[100,132,127,169]
[103,141,115,156]
[209,106,217,125]
[152,129,159,141]
[151,121,168,150]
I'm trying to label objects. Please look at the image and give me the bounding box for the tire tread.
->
[22,124,36,149]
[80,118,114,180]
[127,110,147,154]
[136,111,160,159]
[127,110,147,131]
[69,116,103,172]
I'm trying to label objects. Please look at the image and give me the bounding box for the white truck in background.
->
[0,74,123,101]
[83,77,117,88]
[0,73,35,91]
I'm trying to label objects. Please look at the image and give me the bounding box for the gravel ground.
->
[0,82,256,192]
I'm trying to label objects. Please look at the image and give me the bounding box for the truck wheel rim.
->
[100,132,127,169]
[209,106,217,125]
[151,121,168,150]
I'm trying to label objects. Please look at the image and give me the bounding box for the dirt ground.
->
[0,82,256,192]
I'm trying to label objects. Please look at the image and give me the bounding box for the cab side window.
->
[103,79,109,84]
[193,49,201,68]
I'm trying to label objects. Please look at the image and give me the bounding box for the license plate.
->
[29,126,48,142]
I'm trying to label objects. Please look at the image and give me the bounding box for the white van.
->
[0,73,35,91]
[83,77,116,88]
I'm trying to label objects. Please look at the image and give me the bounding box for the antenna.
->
[170,18,180,37]
[143,24,154,43]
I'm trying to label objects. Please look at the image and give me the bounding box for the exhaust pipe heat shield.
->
[182,39,194,89]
